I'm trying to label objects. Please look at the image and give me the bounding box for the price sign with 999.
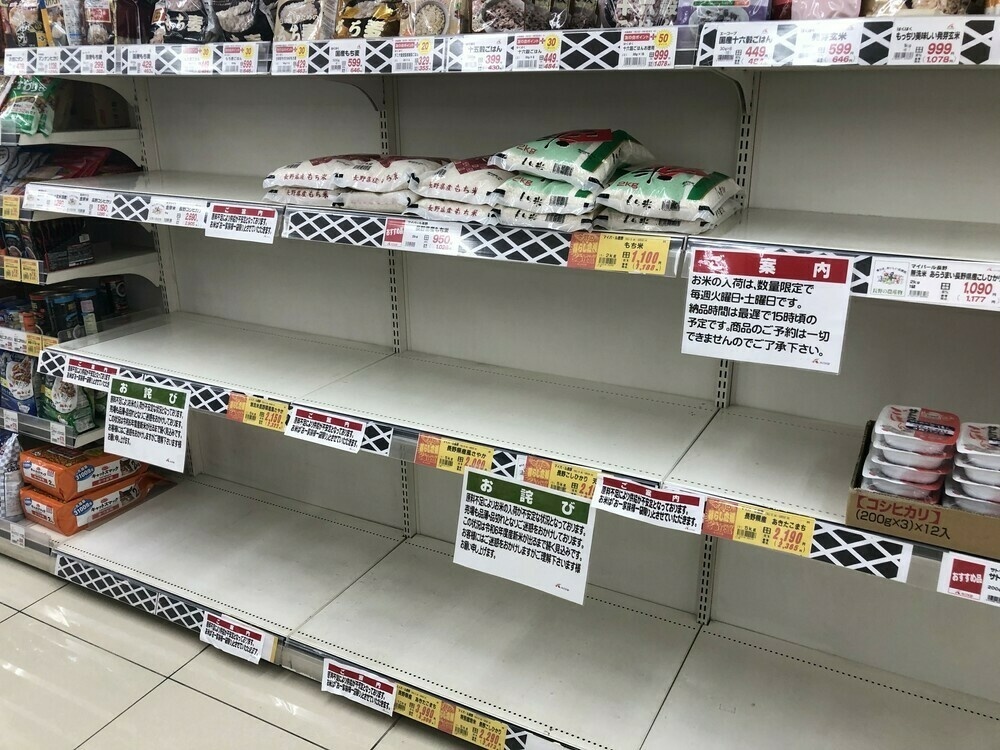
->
[889,18,961,66]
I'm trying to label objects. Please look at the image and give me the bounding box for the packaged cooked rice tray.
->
[410,157,511,206]
[597,166,740,223]
[494,174,597,216]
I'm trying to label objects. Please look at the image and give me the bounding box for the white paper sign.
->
[200,612,273,663]
[512,32,560,71]
[867,256,1000,310]
[147,196,209,228]
[321,657,396,715]
[793,20,861,65]
[381,217,462,255]
[105,377,188,470]
[3,409,18,433]
[709,22,779,67]
[619,28,676,70]
[392,37,436,73]
[937,552,1000,606]
[889,17,962,65]
[205,203,279,243]
[63,356,119,392]
[8,523,24,548]
[597,478,704,533]
[328,40,365,74]
[49,422,66,447]
[4,48,31,75]
[455,469,594,604]
[284,407,368,453]
[683,248,852,373]
[460,34,509,71]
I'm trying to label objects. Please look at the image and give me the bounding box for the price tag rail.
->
[3,42,270,76]
[5,411,103,448]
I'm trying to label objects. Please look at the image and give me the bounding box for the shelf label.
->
[41,336,58,350]
[49,421,66,446]
[2,409,17,432]
[227,392,288,431]
[285,407,367,453]
[620,28,676,69]
[80,46,110,75]
[889,18,962,65]
[568,232,670,275]
[683,248,851,373]
[35,46,62,75]
[8,523,24,548]
[327,39,364,74]
[512,32,560,71]
[395,685,507,750]
[25,334,41,358]
[205,203,278,243]
[148,196,208,228]
[272,42,309,74]
[392,37,436,73]
[703,498,815,556]
[460,34,509,72]
[4,48,30,75]
[19,259,40,285]
[106,377,189,470]
[867,256,1000,310]
[456,469,594,603]
[179,44,214,74]
[415,434,493,474]
[0,328,25,354]
[21,185,47,211]
[2,195,20,220]
[597,478,705,533]
[521,455,598,500]
[219,43,259,74]
[382,217,462,255]
[84,190,115,219]
[794,20,861,65]
[125,45,157,74]
[200,612,275,664]
[937,552,1000,607]
[63,357,118,392]
[709,22,780,67]
[322,658,396,715]
[3,257,21,282]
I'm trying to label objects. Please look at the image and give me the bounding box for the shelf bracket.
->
[708,68,755,117]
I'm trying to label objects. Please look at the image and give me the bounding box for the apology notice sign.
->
[683,248,852,373]
[455,469,594,604]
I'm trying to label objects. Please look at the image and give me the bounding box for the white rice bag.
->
[405,198,496,225]
[410,157,512,206]
[263,155,357,190]
[493,206,595,232]
[595,196,740,235]
[494,174,597,215]
[489,129,653,191]
[597,166,741,222]
[339,189,418,213]
[333,156,448,193]
[264,187,343,207]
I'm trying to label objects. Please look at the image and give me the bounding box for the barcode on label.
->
[395,60,415,72]
[736,528,757,540]
[515,58,537,68]
[661,199,680,211]
[622,55,646,67]
[717,54,735,62]
[988,594,1000,604]
[553,164,573,176]
[550,196,568,207]
[911,291,929,298]
[892,51,913,60]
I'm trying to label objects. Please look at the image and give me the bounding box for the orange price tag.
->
[567,233,669,276]
[395,685,507,750]
[703,498,814,557]
[227,392,288,431]
[414,434,493,474]
[3,256,21,282]
[522,455,599,499]
[19,259,40,284]
[2,195,20,220]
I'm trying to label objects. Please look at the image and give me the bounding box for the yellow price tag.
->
[3,256,21,282]
[2,195,20,220]
[41,336,58,350]
[568,233,670,276]
[295,43,308,59]
[415,434,493,474]
[395,685,442,728]
[543,33,559,51]
[417,38,432,54]
[242,44,254,59]
[454,707,507,750]
[200,45,211,58]
[703,498,814,557]
[654,29,673,48]
[522,455,599,499]
[25,333,41,358]
[226,392,289,432]
[19,259,39,285]
[395,686,507,750]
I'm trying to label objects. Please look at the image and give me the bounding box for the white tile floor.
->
[0,555,468,750]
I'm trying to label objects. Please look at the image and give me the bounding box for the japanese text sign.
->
[105,377,188,470]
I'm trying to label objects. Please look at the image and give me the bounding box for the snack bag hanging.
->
[597,166,740,222]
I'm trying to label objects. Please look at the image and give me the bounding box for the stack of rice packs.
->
[404,157,512,225]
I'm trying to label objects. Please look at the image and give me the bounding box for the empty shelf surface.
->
[38,171,268,204]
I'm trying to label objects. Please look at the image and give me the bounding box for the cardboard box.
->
[846,422,1000,559]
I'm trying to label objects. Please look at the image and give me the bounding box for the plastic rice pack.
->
[597,166,740,222]
[410,157,511,206]
[494,173,597,215]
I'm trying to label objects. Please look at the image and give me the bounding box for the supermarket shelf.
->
[55,475,403,643]
[4,409,103,448]
[3,42,270,76]
[3,246,160,286]
[0,517,60,572]
[643,621,1000,749]
[288,536,700,750]
[0,128,143,166]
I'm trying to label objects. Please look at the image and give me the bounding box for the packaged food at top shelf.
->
[0,430,22,521]
[0,77,132,138]
[0,0,156,47]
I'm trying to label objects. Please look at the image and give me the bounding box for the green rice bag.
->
[597,166,740,222]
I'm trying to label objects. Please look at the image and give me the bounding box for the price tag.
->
[284,407,367,453]
[8,523,24,548]
[889,17,962,65]
[392,37,436,73]
[4,48,30,75]
[19,259,39,284]
[3,257,21,282]
[415,434,493,474]
[84,190,115,219]
[703,498,815,556]
[460,34,509,72]
[205,203,279,243]
[41,336,58,350]
[25,334,41,357]
[80,46,110,74]
[219,43,259,74]
[937,551,1000,606]
[395,685,508,750]
[568,232,670,275]
[35,46,62,75]
[707,22,779,67]
[147,196,208,228]
[227,392,288,431]
[512,32,560,71]
[106,377,189,470]
[597,478,705,533]
[683,248,852,373]
[126,45,157,74]
[321,658,396,715]
[794,20,861,65]
[49,422,67,447]
[381,218,462,255]
[63,356,119,392]
[22,185,50,211]
[3,409,18,432]
[2,195,20,220]
[179,44,214,74]
[271,42,309,74]
[328,39,365,74]
[521,455,599,499]
[0,328,20,353]
[867,256,1000,310]
[619,28,676,69]
[200,612,275,664]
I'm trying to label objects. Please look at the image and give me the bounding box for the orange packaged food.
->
[20,473,158,536]
[20,446,146,501]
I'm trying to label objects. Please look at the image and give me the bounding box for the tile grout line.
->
[71,676,168,750]
[368,717,401,750]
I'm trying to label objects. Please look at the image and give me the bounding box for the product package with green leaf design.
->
[597,165,741,222]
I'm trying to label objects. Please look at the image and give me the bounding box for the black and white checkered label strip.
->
[810,521,913,581]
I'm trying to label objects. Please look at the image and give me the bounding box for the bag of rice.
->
[405,198,496,225]
[339,189,417,213]
[597,166,740,222]
[333,156,447,193]
[595,196,739,235]
[493,206,595,232]
[490,129,653,191]
[494,174,596,215]
[265,186,343,206]
[410,157,511,206]
[263,155,358,190]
